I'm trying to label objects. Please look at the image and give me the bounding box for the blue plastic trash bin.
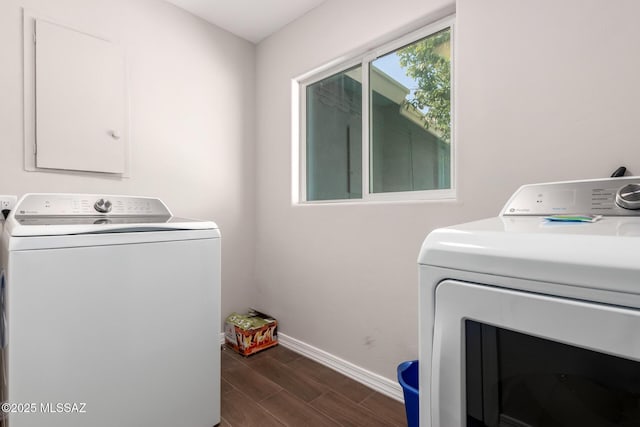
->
[397,360,419,427]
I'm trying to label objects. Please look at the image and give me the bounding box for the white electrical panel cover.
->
[35,19,126,174]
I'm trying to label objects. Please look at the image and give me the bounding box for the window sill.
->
[295,189,457,206]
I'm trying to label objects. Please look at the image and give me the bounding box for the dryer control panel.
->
[502,177,640,216]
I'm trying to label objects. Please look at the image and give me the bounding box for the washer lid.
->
[6,193,218,237]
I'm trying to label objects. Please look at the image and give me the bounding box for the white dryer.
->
[0,194,220,427]
[419,177,640,427]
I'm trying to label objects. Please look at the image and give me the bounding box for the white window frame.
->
[294,15,456,205]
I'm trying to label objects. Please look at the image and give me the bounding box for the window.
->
[299,16,454,203]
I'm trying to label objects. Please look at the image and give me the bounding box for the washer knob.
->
[94,198,113,213]
[616,183,640,209]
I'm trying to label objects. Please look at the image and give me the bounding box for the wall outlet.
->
[0,195,18,212]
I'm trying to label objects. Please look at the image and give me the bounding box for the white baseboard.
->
[278,332,404,402]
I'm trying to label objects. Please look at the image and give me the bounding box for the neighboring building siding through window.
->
[306,67,362,201]
[370,69,451,193]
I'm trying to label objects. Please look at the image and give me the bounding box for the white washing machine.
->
[419,177,640,427]
[0,194,221,427]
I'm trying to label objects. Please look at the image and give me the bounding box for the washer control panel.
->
[502,177,640,216]
[14,194,171,217]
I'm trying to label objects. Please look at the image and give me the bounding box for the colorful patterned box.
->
[224,309,278,356]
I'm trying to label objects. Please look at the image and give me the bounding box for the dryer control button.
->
[616,183,640,210]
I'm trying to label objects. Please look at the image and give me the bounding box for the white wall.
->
[255,0,640,381]
[0,0,256,326]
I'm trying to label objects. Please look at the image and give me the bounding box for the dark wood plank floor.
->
[220,345,407,426]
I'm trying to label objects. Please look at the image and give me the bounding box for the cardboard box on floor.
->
[224,309,278,356]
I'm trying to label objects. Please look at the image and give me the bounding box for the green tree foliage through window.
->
[397,28,451,142]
